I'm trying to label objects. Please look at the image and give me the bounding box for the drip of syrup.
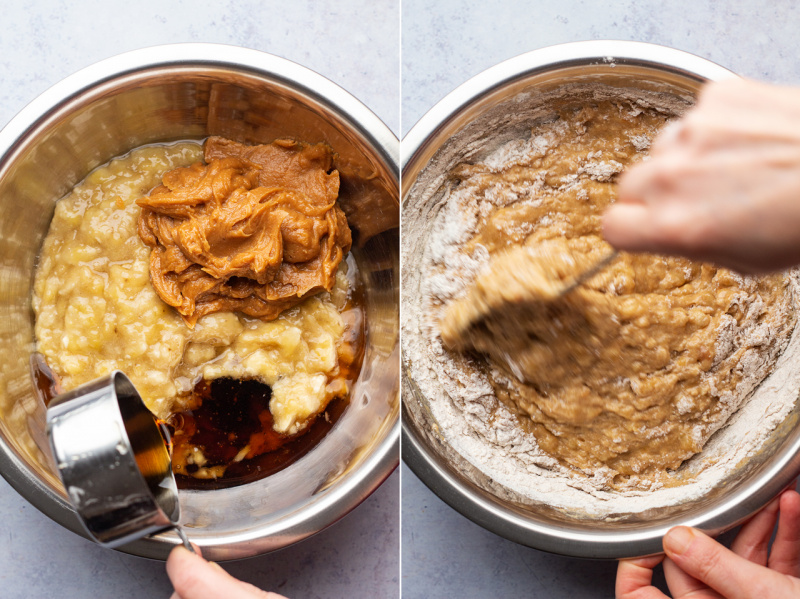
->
[31,352,62,407]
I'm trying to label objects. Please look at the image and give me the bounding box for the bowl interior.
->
[402,58,800,558]
[0,55,399,560]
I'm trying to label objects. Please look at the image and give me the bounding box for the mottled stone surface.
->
[401,1,800,596]
[0,2,399,598]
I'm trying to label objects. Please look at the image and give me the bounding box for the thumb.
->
[663,526,797,599]
[166,546,285,599]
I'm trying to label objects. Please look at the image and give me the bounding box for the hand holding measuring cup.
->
[46,371,290,598]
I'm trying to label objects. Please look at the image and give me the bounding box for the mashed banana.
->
[33,142,352,435]
[438,101,795,484]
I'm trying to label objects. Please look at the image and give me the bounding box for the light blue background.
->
[0,2,399,598]
[401,1,800,597]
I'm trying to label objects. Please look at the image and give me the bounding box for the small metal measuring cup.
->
[46,371,193,551]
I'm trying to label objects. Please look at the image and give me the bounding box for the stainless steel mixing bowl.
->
[402,40,800,559]
[0,43,399,561]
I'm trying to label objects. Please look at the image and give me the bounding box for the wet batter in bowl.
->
[427,99,795,487]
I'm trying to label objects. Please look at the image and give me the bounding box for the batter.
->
[436,100,794,486]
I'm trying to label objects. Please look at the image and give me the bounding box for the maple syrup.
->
[168,377,348,490]
[31,352,62,407]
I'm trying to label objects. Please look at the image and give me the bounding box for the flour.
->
[581,159,624,181]
[402,83,800,517]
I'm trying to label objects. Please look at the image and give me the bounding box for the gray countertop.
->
[402,0,800,134]
[0,2,399,598]
[401,1,800,597]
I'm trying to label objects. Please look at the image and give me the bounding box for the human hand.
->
[615,488,800,598]
[603,78,800,274]
[166,545,288,599]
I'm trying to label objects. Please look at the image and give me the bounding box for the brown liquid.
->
[31,353,355,489]
[170,288,366,490]
[31,352,62,407]
[169,377,348,490]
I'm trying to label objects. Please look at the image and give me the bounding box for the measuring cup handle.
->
[173,526,196,553]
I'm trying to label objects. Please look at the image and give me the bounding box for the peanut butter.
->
[138,137,352,327]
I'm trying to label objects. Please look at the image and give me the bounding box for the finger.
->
[662,557,723,599]
[649,120,687,156]
[730,494,780,565]
[615,160,659,206]
[166,546,279,599]
[602,203,654,250]
[615,150,694,207]
[769,489,800,577]
[605,197,721,260]
[603,201,692,254]
[615,556,669,599]
[663,526,794,599]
